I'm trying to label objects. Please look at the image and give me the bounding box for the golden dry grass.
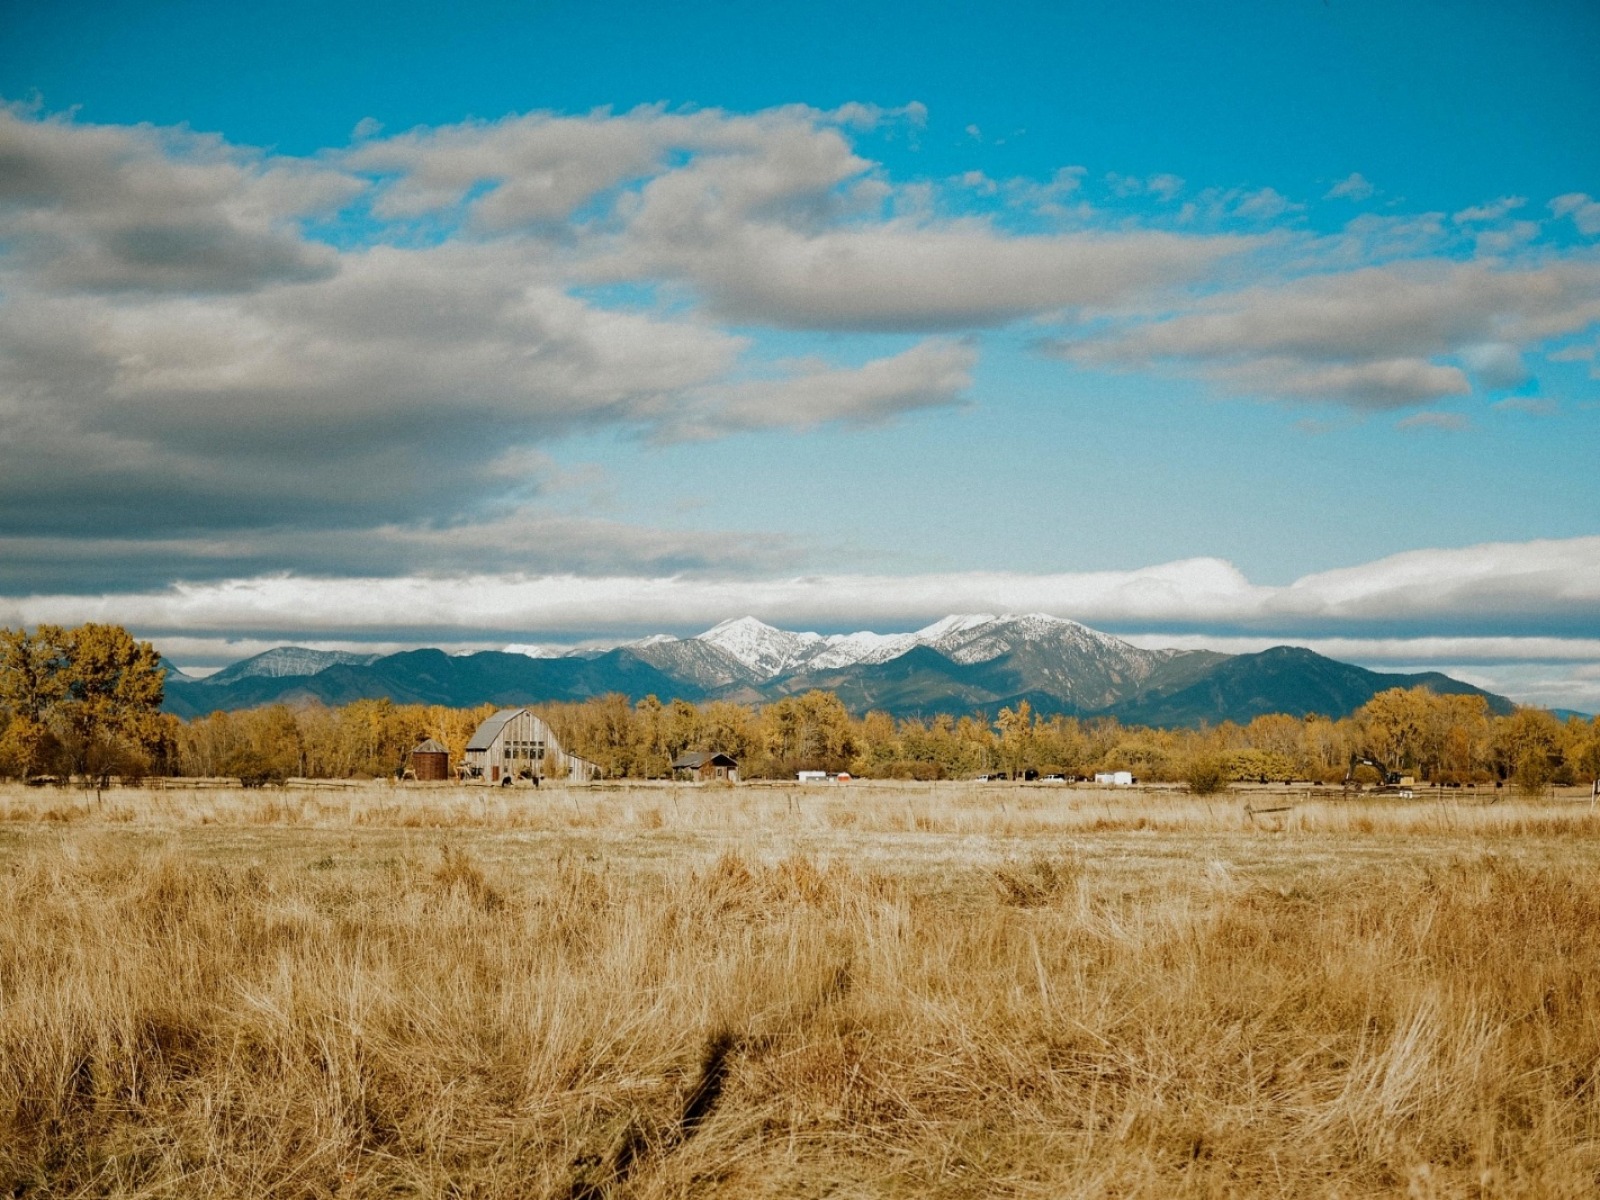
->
[2,781,1599,1197]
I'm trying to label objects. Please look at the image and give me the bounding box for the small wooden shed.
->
[671,751,739,783]
[409,738,450,781]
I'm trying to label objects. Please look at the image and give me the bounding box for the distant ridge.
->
[1102,645,1517,727]
[161,614,1515,726]
[202,647,380,686]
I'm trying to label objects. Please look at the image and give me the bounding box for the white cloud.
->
[4,101,1600,612]
[1234,187,1298,220]
[1177,185,1305,226]
[9,536,1598,641]
[0,242,753,535]
[1551,193,1600,236]
[1459,342,1527,389]
[1473,220,1541,256]
[678,339,975,437]
[1326,173,1375,201]
[1146,174,1184,201]
[1453,196,1525,224]
[341,107,1247,331]
[1054,260,1600,409]
[0,105,357,294]
[1105,172,1183,201]
[1,105,1034,558]
[1264,536,1600,626]
[0,508,796,593]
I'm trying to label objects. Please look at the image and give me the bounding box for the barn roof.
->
[671,751,737,768]
[465,708,528,751]
[411,738,448,755]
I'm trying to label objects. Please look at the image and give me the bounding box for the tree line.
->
[3,624,1598,789]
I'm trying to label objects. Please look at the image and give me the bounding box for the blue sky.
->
[1,0,1597,706]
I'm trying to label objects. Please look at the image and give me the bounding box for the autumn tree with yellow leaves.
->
[0,624,170,780]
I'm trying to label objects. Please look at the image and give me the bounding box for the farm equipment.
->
[1342,755,1411,795]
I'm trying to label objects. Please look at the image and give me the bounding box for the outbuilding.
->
[463,708,595,784]
[671,751,739,783]
[1094,770,1136,786]
[409,738,450,781]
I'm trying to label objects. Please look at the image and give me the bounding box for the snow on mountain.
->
[202,647,379,685]
[179,613,1234,715]
[501,643,566,659]
[710,612,1197,710]
[694,616,831,678]
[926,612,1134,665]
[804,630,922,670]
[684,612,1150,680]
[680,612,1159,684]
[626,631,764,690]
[912,613,998,644]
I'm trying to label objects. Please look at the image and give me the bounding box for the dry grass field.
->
[2,780,1599,1198]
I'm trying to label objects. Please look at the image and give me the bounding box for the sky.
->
[1,0,1598,708]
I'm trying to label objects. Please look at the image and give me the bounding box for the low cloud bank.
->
[6,536,1598,704]
[7,536,1596,637]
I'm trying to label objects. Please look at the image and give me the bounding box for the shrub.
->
[1185,755,1228,795]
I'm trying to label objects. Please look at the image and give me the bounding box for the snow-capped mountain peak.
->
[201,646,379,685]
[629,634,677,648]
[804,630,921,670]
[502,643,565,659]
[695,616,827,678]
[674,612,1139,678]
[928,612,1133,664]
[913,613,998,642]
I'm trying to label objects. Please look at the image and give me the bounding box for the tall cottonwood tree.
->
[0,624,167,779]
[0,625,69,778]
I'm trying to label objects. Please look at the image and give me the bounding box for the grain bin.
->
[410,738,450,781]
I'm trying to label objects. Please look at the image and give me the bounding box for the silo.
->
[410,738,451,781]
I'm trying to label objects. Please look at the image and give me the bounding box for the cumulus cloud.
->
[0,104,1022,560]
[1051,260,1600,409]
[572,127,1245,329]
[616,223,1249,331]
[0,241,752,536]
[4,100,1600,616]
[1176,185,1305,226]
[338,106,1247,331]
[1551,193,1600,236]
[1459,342,1527,388]
[1326,173,1375,201]
[1105,172,1183,200]
[0,105,355,293]
[1454,196,1525,224]
[678,339,975,437]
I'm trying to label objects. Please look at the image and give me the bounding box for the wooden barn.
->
[463,709,598,784]
[671,751,739,783]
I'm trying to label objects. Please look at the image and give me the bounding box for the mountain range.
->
[160,613,1515,726]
